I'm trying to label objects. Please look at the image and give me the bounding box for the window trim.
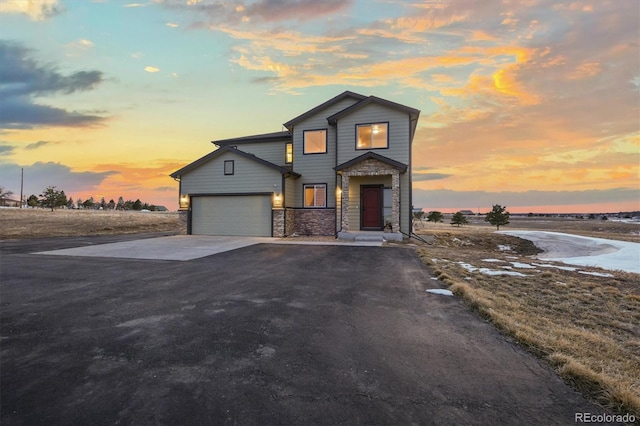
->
[355,122,389,150]
[224,160,234,175]
[303,183,327,208]
[303,129,328,155]
[285,142,293,164]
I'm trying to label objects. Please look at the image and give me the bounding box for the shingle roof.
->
[212,131,291,146]
[170,145,300,179]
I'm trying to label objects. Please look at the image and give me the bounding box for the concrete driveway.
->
[34,235,382,261]
[0,237,609,425]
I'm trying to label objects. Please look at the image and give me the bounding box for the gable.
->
[170,145,299,179]
[179,150,287,195]
[283,91,366,130]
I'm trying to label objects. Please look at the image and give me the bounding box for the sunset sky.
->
[0,0,638,213]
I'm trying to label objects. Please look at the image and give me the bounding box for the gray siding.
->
[336,103,411,166]
[292,98,358,208]
[181,151,281,194]
[284,175,296,208]
[234,141,287,166]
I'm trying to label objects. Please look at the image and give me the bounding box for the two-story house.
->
[170,91,420,240]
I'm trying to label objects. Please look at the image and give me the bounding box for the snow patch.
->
[578,271,614,278]
[458,262,528,277]
[509,262,537,269]
[426,289,454,296]
[482,258,503,263]
[498,231,639,274]
[532,263,578,272]
[498,245,512,251]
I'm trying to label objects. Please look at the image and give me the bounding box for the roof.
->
[283,91,367,130]
[213,130,291,146]
[170,145,301,179]
[335,151,408,173]
[327,96,420,124]
[327,95,421,141]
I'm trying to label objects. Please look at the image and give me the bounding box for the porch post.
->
[391,171,400,232]
[341,173,350,231]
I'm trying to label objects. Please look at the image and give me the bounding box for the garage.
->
[191,195,272,237]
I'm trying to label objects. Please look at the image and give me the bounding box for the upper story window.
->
[303,129,327,154]
[285,142,293,164]
[224,160,234,175]
[356,123,388,150]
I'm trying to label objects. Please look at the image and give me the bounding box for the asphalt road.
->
[0,237,612,425]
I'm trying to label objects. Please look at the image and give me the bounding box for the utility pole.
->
[20,168,24,208]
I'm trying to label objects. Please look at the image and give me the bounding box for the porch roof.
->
[334,151,408,173]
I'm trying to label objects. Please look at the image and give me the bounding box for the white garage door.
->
[191,195,272,236]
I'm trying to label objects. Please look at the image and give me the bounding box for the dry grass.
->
[0,208,185,239]
[415,220,640,417]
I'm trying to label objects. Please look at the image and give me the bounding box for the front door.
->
[361,186,383,230]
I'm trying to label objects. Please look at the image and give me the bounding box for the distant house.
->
[0,198,21,208]
[459,210,475,216]
[171,91,420,239]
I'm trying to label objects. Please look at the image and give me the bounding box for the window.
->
[356,123,388,149]
[224,160,234,175]
[303,129,327,154]
[285,142,293,164]
[304,184,326,208]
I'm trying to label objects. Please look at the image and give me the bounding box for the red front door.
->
[361,186,382,229]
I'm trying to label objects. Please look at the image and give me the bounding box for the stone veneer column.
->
[341,174,350,231]
[391,171,400,232]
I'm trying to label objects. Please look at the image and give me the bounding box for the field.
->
[414,217,640,416]
[0,208,185,239]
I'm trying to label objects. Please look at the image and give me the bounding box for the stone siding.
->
[291,208,335,236]
[285,208,296,236]
[272,208,285,237]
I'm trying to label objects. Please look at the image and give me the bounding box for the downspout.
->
[334,120,340,237]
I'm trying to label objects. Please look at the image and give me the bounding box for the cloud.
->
[166,22,179,28]
[25,141,53,150]
[0,0,63,20]
[413,173,452,181]
[144,66,160,73]
[161,0,353,24]
[0,41,106,129]
[0,144,14,155]
[0,161,118,196]
[65,38,94,57]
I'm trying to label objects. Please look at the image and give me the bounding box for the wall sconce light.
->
[179,194,189,209]
[336,187,342,197]
[273,192,282,207]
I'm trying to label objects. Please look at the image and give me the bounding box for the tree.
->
[132,199,142,210]
[451,211,469,227]
[66,197,75,209]
[27,194,39,208]
[77,198,83,209]
[0,186,14,206]
[485,204,510,230]
[83,197,95,209]
[100,197,107,209]
[39,186,67,211]
[426,211,443,223]
[108,199,115,210]
[117,196,125,210]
